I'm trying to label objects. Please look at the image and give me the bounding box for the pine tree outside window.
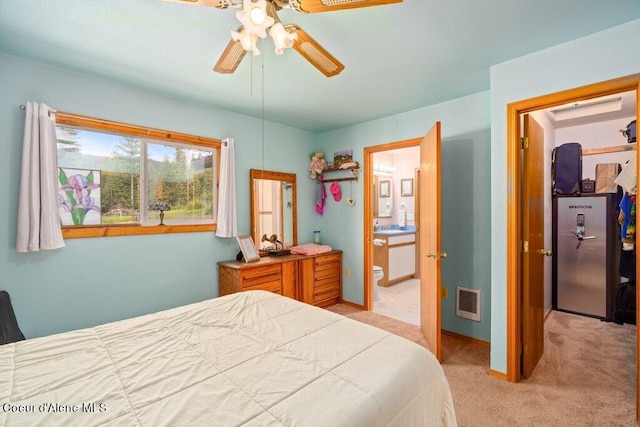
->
[55,112,221,238]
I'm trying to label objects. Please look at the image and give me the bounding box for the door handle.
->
[426,252,448,259]
[537,249,553,257]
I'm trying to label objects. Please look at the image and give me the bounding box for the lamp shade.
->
[232,29,260,55]
[250,6,266,25]
[269,23,297,55]
[236,0,274,39]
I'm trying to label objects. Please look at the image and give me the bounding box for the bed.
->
[0,290,456,426]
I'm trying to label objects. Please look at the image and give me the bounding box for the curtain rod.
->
[19,104,54,117]
[19,104,228,145]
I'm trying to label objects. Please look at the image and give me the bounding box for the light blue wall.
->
[489,20,640,373]
[317,92,492,342]
[5,19,638,352]
[0,54,317,338]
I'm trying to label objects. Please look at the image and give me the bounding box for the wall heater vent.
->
[456,286,481,322]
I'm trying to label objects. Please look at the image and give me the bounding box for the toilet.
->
[373,265,384,302]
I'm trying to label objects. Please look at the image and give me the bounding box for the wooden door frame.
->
[506,74,640,385]
[363,137,421,310]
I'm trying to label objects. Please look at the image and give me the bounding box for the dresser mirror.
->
[250,169,297,252]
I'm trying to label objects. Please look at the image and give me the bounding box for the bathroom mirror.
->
[373,174,393,218]
[250,169,297,252]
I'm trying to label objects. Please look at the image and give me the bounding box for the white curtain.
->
[16,102,65,252]
[216,138,237,238]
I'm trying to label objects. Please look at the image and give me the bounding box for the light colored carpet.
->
[327,304,637,426]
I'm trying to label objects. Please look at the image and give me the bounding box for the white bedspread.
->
[0,291,456,426]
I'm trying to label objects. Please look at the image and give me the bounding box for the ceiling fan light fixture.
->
[250,6,266,24]
[166,0,405,76]
[236,0,274,39]
[269,23,297,54]
[231,28,261,55]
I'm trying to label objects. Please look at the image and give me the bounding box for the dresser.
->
[218,250,342,308]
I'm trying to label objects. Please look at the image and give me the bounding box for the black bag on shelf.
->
[622,120,636,144]
[552,142,582,195]
[612,281,636,325]
[0,291,25,345]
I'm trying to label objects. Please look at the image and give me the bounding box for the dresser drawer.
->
[314,277,340,300]
[315,254,341,277]
[315,253,341,267]
[241,264,282,290]
[313,253,341,305]
[243,279,282,294]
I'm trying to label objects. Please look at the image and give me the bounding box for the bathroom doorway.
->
[364,124,444,359]
[365,141,421,324]
[370,146,420,324]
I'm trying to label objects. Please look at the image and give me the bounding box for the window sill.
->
[62,224,216,239]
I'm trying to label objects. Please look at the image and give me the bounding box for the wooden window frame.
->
[55,112,222,239]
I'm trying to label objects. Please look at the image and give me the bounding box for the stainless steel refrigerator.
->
[553,194,618,320]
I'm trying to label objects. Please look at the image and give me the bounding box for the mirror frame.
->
[373,174,393,218]
[250,169,298,252]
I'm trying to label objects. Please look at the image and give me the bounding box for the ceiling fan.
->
[162,0,403,77]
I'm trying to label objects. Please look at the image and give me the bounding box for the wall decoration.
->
[333,150,353,168]
[379,180,391,198]
[401,178,414,196]
[58,168,101,226]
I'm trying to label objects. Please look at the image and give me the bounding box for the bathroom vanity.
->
[373,230,416,286]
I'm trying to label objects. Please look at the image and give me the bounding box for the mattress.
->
[0,290,457,426]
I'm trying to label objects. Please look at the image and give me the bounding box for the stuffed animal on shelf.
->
[309,152,328,179]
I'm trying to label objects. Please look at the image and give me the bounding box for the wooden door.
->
[414,168,421,279]
[419,122,443,361]
[635,85,639,422]
[521,114,545,377]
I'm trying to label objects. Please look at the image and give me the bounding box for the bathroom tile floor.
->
[373,278,420,325]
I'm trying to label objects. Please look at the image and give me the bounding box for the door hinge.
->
[521,137,528,149]
[523,343,529,355]
[522,240,529,253]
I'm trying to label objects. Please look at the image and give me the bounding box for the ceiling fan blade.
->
[213,37,247,74]
[291,0,402,13]
[160,0,227,7]
[286,24,344,77]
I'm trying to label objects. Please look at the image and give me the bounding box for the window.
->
[55,112,221,238]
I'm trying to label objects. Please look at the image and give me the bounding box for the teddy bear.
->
[308,152,328,179]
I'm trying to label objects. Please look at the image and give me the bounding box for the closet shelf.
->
[583,143,636,156]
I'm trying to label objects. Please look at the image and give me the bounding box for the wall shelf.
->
[320,165,360,183]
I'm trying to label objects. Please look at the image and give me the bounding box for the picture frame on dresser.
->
[236,235,260,263]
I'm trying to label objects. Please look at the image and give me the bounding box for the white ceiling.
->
[0,1,638,133]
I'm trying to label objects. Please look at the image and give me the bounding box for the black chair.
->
[0,291,25,344]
